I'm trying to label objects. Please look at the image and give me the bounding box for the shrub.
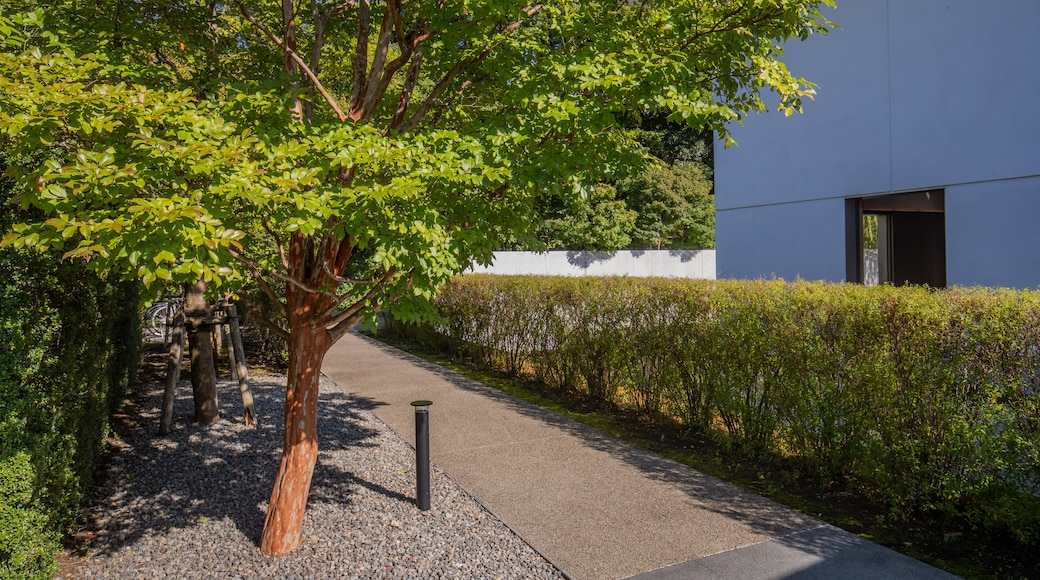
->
[1,167,140,578]
[396,275,1040,544]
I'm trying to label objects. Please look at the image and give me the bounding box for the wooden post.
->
[222,320,238,382]
[211,322,223,377]
[159,310,186,435]
[227,304,257,427]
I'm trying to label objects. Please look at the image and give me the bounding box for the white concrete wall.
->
[467,250,716,279]
[715,0,1040,287]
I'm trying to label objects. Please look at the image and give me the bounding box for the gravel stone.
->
[66,374,563,579]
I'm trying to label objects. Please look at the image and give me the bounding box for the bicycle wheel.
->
[144,303,168,340]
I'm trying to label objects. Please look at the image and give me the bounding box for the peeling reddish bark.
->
[259,286,333,556]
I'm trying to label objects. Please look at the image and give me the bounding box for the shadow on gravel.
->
[359,336,816,538]
[77,377,397,555]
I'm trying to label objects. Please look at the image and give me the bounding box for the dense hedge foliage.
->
[0,200,140,578]
[395,275,1040,543]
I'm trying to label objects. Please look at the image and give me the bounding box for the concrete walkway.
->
[322,333,959,580]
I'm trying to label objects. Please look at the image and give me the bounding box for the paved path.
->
[322,333,959,580]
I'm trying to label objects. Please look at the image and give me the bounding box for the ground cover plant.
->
[385,274,1040,578]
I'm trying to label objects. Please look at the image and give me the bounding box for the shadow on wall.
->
[668,249,698,263]
[566,251,618,268]
[567,249,702,268]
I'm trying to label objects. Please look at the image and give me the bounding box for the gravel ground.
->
[64,374,563,579]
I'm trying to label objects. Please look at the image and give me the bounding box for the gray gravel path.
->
[64,374,562,579]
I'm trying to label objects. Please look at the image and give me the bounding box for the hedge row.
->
[395,275,1040,543]
[0,225,140,577]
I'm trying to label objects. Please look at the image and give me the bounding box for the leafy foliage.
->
[397,275,1040,545]
[524,115,716,252]
[1,2,831,325]
[533,184,637,250]
[0,151,140,579]
[633,110,713,167]
[617,161,714,250]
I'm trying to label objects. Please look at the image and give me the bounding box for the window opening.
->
[849,190,946,288]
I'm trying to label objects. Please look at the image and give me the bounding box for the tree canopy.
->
[620,161,715,250]
[0,0,834,555]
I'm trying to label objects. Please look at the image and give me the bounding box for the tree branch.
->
[326,267,397,340]
[390,1,406,47]
[234,0,348,122]
[227,250,289,320]
[370,28,430,125]
[399,4,542,132]
[333,233,355,272]
[304,0,324,120]
[682,7,784,49]
[260,220,290,271]
[153,46,185,83]
[359,1,397,116]
[229,247,325,297]
[236,292,291,342]
[281,0,304,120]
[317,226,354,286]
[389,49,423,131]
[348,0,372,119]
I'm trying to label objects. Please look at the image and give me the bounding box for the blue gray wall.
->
[715,0,1040,288]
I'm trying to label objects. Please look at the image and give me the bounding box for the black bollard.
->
[411,400,433,511]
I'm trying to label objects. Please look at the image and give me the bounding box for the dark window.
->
[847,190,946,288]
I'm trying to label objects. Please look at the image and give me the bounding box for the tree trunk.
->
[184,280,220,423]
[259,315,332,556]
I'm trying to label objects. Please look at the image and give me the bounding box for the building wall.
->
[946,177,1040,288]
[715,0,1040,287]
[715,199,845,281]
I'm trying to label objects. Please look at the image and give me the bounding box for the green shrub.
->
[397,275,1040,545]
[1,167,140,577]
[0,451,59,580]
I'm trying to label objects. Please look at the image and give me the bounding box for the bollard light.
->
[411,400,433,511]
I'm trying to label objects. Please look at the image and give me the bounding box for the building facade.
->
[714,0,1040,288]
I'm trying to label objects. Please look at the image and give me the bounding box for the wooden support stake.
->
[227,304,257,427]
[222,321,238,382]
[211,322,222,378]
[159,311,186,435]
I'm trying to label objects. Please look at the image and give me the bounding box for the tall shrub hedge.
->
[397,275,1040,543]
[1,193,140,578]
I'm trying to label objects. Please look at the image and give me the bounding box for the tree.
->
[0,1,835,555]
[619,161,715,250]
[525,112,715,251]
[633,109,713,167]
[535,184,636,251]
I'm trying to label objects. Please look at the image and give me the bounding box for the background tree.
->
[619,161,715,250]
[634,110,713,166]
[535,184,636,250]
[1,1,835,556]
[525,111,716,251]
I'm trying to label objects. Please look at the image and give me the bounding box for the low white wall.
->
[467,250,716,279]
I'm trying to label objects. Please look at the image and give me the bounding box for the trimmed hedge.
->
[1,211,140,577]
[396,275,1040,543]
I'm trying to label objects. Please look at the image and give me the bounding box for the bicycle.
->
[144,294,182,344]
